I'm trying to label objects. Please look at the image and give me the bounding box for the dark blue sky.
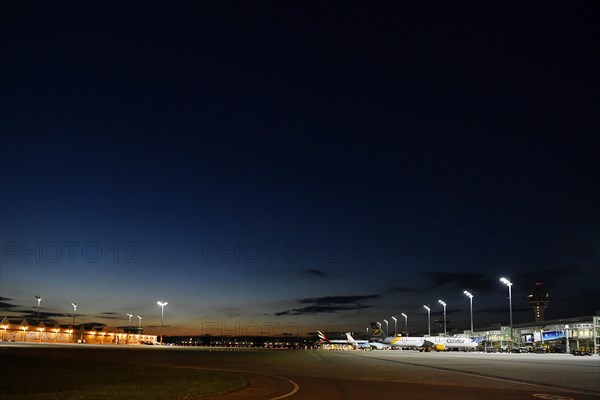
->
[1,2,598,336]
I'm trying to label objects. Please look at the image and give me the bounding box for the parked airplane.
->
[421,336,478,351]
[317,331,370,349]
[369,322,477,351]
[346,333,389,349]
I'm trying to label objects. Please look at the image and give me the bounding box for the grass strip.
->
[0,353,247,399]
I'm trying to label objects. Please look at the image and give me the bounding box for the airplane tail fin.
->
[370,322,383,337]
[317,331,329,342]
[346,332,355,342]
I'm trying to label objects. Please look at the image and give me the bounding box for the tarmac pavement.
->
[1,343,599,400]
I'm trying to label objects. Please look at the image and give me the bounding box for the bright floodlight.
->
[423,305,431,335]
[35,295,42,322]
[464,290,474,336]
[70,302,78,326]
[158,301,168,345]
[438,300,447,335]
[500,277,514,351]
[401,312,407,318]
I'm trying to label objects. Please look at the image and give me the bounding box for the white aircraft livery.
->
[369,322,477,351]
[318,331,370,349]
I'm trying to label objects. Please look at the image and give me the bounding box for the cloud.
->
[94,312,123,320]
[2,310,74,323]
[297,295,379,305]
[513,265,584,289]
[304,268,328,277]
[560,287,600,301]
[80,322,107,329]
[0,297,18,309]
[0,301,18,308]
[275,295,379,316]
[478,306,531,313]
[388,286,420,293]
[423,265,591,296]
[276,304,372,316]
[424,271,495,291]
[21,310,72,320]
[429,308,462,316]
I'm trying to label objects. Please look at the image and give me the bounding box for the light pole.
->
[383,319,389,337]
[157,301,168,345]
[423,305,431,336]
[401,313,408,335]
[464,290,474,337]
[438,300,447,335]
[35,295,42,323]
[137,315,143,329]
[70,302,77,326]
[500,277,513,351]
[391,316,397,336]
[126,313,133,344]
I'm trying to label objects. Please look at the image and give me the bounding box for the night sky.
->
[1,2,599,337]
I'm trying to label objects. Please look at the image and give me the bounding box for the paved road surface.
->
[1,344,599,399]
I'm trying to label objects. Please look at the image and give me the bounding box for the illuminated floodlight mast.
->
[70,302,77,325]
[423,305,431,336]
[35,295,42,323]
[391,316,397,336]
[464,290,474,336]
[500,277,513,351]
[383,319,389,336]
[157,301,168,345]
[125,313,133,344]
[137,315,143,328]
[438,300,447,335]
[401,313,408,334]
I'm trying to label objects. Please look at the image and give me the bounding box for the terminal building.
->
[0,317,157,345]
[466,283,598,353]
[471,315,599,353]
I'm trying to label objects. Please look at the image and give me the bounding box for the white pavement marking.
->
[268,375,300,400]
[348,352,600,397]
[175,365,300,400]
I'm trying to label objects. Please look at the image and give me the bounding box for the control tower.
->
[527,282,549,322]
